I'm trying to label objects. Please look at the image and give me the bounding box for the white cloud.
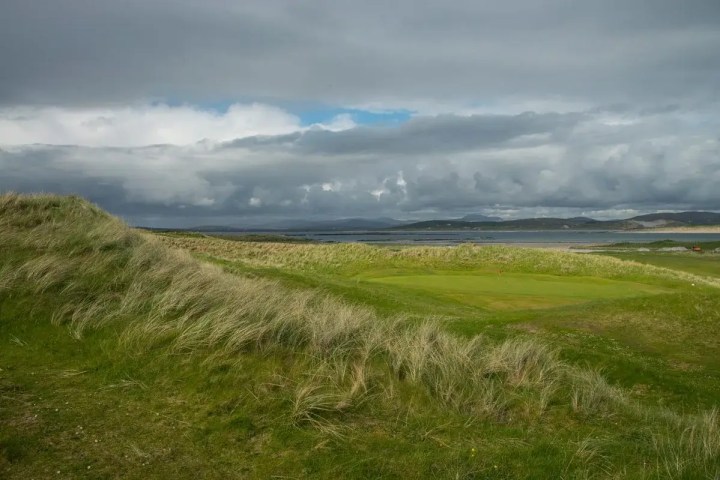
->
[0,103,362,147]
[0,103,305,147]
[315,113,357,131]
[2,110,719,226]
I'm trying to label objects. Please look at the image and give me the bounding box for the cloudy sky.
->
[1,0,719,227]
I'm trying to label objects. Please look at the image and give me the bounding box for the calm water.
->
[220,230,720,245]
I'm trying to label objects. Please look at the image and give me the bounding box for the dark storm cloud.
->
[2,111,719,226]
[1,0,719,107]
[225,112,582,155]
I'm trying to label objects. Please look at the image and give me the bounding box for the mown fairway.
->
[3,195,720,479]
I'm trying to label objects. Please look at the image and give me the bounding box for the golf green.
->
[367,272,669,310]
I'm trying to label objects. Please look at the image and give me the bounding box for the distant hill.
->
[166,217,407,232]
[627,211,720,226]
[393,211,720,231]
[159,211,720,232]
[284,217,406,231]
[394,217,611,230]
[460,213,502,222]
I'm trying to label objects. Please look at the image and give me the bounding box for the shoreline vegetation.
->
[2,194,720,478]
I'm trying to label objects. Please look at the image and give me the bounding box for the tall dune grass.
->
[160,232,720,288]
[1,193,719,477]
[0,194,572,416]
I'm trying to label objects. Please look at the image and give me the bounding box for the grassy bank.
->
[160,233,720,407]
[2,194,720,478]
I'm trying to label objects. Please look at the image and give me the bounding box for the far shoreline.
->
[626,227,720,234]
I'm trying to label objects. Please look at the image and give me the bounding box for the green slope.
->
[2,194,720,479]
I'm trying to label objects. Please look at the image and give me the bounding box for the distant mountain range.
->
[459,214,503,222]
[284,217,402,231]
[392,211,720,231]
[175,211,720,232]
[182,217,404,232]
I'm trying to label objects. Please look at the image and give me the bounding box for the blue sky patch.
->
[154,98,413,127]
[296,107,413,126]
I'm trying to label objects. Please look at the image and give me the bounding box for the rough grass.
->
[2,193,720,478]
[159,234,720,288]
[601,251,720,279]
[0,199,570,419]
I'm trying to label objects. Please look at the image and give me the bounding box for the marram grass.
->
[0,194,576,418]
[159,232,720,288]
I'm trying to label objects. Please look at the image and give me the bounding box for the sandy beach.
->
[635,226,720,234]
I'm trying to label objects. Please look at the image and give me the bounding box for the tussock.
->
[650,408,720,479]
[569,369,626,417]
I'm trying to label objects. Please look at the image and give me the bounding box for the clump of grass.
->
[648,409,720,479]
[569,369,626,417]
[484,338,559,388]
[563,435,617,478]
[291,377,347,425]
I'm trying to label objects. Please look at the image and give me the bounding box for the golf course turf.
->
[365,271,669,310]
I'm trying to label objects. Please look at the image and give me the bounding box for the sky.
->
[1,0,719,227]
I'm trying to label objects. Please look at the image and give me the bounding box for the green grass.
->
[2,193,720,479]
[365,271,669,310]
[598,252,720,278]
[165,230,720,411]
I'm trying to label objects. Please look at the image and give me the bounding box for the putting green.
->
[366,272,669,310]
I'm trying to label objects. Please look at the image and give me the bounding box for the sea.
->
[216,230,720,246]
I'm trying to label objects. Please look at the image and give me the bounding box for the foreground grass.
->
[2,194,720,478]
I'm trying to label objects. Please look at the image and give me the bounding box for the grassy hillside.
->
[159,235,720,404]
[2,194,720,478]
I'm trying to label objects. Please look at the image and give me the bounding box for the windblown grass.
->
[160,233,720,288]
[0,196,568,418]
[2,193,719,478]
[644,408,720,478]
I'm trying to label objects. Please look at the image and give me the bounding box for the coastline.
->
[631,226,720,234]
